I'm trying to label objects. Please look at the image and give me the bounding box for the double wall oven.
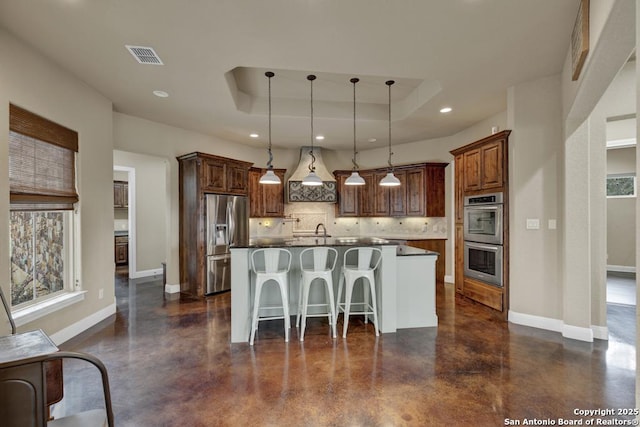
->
[463,192,503,287]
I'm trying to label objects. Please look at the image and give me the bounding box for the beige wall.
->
[607,147,636,268]
[114,150,168,273]
[0,28,115,338]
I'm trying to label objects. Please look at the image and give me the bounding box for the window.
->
[606,174,636,198]
[8,104,78,308]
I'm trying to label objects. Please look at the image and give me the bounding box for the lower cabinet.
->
[406,239,445,283]
[462,277,503,312]
[115,235,128,265]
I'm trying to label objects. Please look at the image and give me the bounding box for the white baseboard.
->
[591,325,609,340]
[49,302,116,345]
[131,267,163,279]
[508,310,563,333]
[444,275,454,284]
[508,310,598,342]
[607,265,636,273]
[165,283,180,294]
[562,324,594,342]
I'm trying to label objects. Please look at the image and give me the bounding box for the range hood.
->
[288,146,337,203]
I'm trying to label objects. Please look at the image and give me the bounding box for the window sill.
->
[12,291,87,327]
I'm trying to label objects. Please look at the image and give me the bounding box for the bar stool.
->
[336,247,382,338]
[297,247,338,341]
[250,248,292,345]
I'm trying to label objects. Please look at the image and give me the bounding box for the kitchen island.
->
[230,236,438,343]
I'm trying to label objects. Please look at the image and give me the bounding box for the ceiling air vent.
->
[125,45,164,65]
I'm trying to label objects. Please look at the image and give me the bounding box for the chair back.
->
[300,247,338,272]
[343,247,382,271]
[251,248,292,274]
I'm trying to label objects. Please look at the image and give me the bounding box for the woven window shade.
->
[9,105,78,210]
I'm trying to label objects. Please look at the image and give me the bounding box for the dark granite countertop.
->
[114,230,129,237]
[233,236,405,248]
[396,245,439,257]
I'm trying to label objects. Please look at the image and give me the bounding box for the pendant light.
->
[345,77,365,186]
[379,80,401,187]
[302,74,323,186]
[259,71,282,184]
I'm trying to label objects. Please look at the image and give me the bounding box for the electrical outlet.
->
[526,218,540,230]
[98,288,104,299]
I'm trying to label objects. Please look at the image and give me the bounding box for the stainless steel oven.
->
[464,241,503,287]
[463,192,503,245]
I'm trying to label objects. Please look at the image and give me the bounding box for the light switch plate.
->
[548,219,557,230]
[526,218,540,230]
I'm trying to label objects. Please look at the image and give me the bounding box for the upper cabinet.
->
[334,163,447,218]
[113,181,128,208]
[248,167,286,218]
[178,152,253,197]
[456,133,508,194]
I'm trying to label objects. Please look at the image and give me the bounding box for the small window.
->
[606,174,636,198]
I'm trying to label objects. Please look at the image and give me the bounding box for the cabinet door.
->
[113,182,124,208]
[337,174,358,217]
[406,167,426,216]
[262,170,285,217]
[481,141,503,189]
[358,172,376,217]
[454,154,464,223]
[374,172,390,216]
[463,149,481,192]
[455,224,464,294]
[248,169,263,217]
[389,171,407,216]
[227,163,249,195]
[202,159,226,192]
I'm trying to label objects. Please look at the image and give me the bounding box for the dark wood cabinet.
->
[115,235,128,265]
[177,152,253,298]
[113,181,128,208]
[406,239,446,283]
[335,172,359,217]
[450,130,510,315]
[461,138,505,193]
[335,163,447,218]
[248,167,286,218]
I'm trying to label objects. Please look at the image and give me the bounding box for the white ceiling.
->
[0,0,580,150]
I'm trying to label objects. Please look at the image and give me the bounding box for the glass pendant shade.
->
[379,172,401,187]
[345,171,365,185]
[259,168,281,184]
[302,170,323,186]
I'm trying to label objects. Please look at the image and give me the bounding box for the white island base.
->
[230,242,437,343]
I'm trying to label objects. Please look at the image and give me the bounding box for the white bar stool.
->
[297,247,338,341]
[250,248,292,345]
[336,247,382,338]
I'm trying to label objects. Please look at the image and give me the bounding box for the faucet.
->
[315,223,327,237]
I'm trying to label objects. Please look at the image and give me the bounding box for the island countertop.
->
[235,236,405,248]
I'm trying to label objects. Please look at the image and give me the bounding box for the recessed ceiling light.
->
[440,107,452,113]
[315,135,325,140]
[368,138,377,143]
[153,90,169,98]
[250,133,259,138]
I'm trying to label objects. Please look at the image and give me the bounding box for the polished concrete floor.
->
[55,270,636,426]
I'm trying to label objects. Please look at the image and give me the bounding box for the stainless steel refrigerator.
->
[205,194,249,295]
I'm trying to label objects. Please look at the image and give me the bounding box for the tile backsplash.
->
[250,202,447,239]
[114,219,128,231]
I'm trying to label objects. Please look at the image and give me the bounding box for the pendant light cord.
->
[266,71,274,170]
[351,77,359,171]
[308,74,317,172]
[386,80,395,171]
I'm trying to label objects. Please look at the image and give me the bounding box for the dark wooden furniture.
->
[113,180,128,208]
[248,167,286,218]
[334,163,447,218]
[177,152,252,298]
[450,130,510,316]
[406,239,446,283]
[115,234,128,265]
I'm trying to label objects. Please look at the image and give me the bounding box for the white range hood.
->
[287,146,337,202]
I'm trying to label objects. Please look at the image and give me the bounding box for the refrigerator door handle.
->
[227,200,234,247]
